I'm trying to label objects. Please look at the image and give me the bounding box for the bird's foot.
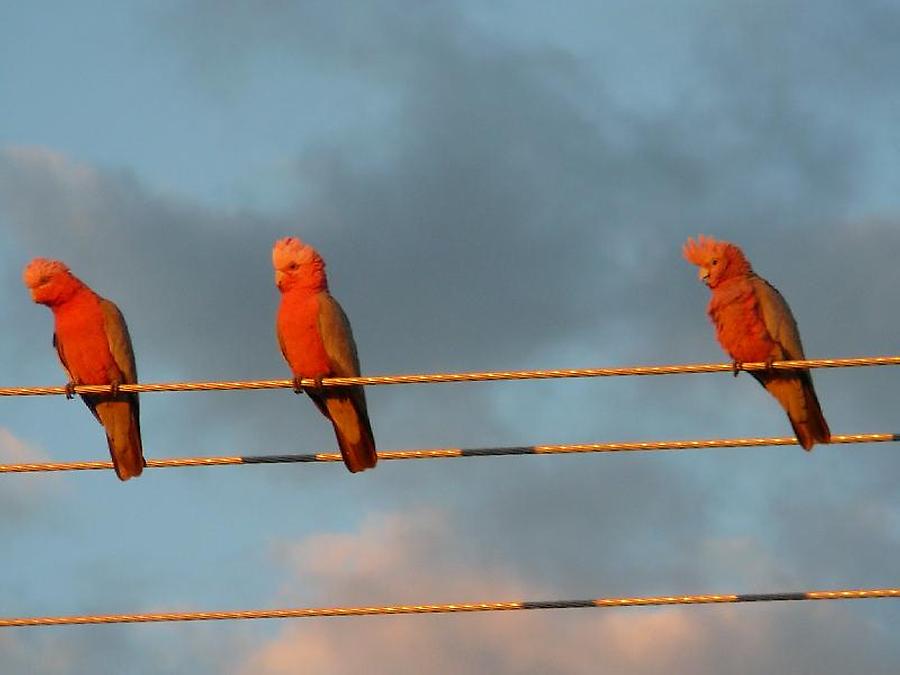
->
[764,358,775,371]
[731,361,743,378]
[64,381,77,399]
[292,376,305,395]
[109,380,121,397]
[293,376,324,395]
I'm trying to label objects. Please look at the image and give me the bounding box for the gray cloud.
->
[233,510,900,675]
[0,428,60,528]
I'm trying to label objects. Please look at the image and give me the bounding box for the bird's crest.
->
[683,235,724,266]
[22,258,71,289]
[272,236,324,271]
[682,235,748,267]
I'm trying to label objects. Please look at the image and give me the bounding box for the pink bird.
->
[683,235,830,450]
[23,258,145,480]
[273,237,377,473]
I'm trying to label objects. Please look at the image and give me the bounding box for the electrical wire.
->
[1,355,898,397]
[1,588,895,628]
[0,433,894,474]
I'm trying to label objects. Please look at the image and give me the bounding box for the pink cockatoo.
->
[273,237,377,473]
[683,236,830,450]
[23,258,145,479]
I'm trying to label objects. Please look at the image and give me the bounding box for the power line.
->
[1,587,895,628]
[1,354,898,398]
[1,433,895,474]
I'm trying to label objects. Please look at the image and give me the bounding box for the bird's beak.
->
[698,267,711,285]
[274,270,286,289]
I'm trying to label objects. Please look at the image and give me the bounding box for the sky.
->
[1,0,899,672]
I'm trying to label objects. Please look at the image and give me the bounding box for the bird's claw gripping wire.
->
[734,358,777,377]
[292,376,325,395]
[306,377,325,395]
[64,381,77,399]
[109,380,121,397]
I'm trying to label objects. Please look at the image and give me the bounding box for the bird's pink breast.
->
[53,293,117,384]
[708,280,775,363]
[277,292,331,378]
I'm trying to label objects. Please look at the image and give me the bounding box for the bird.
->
[23,258,145,479]
[683,235,830,450]
[273,237,377,473]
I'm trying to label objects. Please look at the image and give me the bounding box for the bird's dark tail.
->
[755,372,831,451]
[315,386,377,473]
[94,398,145,480]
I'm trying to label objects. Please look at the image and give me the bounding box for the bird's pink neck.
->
[50,287,101,326]
[44,277,92,311]
[281,279,327,299]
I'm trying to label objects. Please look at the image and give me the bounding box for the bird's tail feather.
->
[325,394,378,473]
[760,373,831,451]
[94,398,145,480]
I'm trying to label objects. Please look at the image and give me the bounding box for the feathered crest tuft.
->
[22,258,71,289]
[272,236,324,271]
[682,235,727,266]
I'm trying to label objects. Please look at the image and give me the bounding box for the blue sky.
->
[2,1,899,673]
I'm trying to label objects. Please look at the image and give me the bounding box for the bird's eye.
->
[288,262,299,270]
[711,259,719,266]
[39,275,50,284]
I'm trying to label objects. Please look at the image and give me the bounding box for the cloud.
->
[0,624,250,675]
[0,632,75,675]
[0,427,48,463]
[236,510,900,675]
[0,427,57,522]
[0,144,280,380]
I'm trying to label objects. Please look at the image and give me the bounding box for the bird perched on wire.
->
[23,258,145,479]
[273,237,377,473]
[683,235,830,450]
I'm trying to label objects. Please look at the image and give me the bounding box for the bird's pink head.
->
[22,258,83,306]
[682,235,751,288]
[272,236,328,292]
